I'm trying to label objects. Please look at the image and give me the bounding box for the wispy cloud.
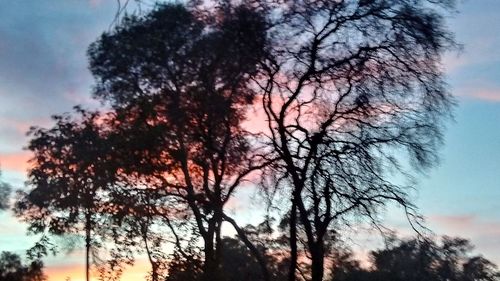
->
[453,85,500,103]
[0,151,31,173]
[427,214,500,263]
[429,214,500,236]
[470,89,500,102]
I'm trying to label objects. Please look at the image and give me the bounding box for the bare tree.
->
[254,1,456,280]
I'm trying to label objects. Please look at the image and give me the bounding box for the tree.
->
[165,236,288,281]
[87,3,270,281]
[94,187,173,281]
[330,236,500,281]
[15,108,118,281]
[255,1,456,280]
[0,251,46,281]
[15,1,460,281]
[330,249,369,281]
[0,170,10,210]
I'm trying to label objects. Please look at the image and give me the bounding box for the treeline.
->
[4,0,481,281]
[164,234,500,281]
[0,251,45,281]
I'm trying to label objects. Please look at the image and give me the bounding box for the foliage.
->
[163,234,500,281]
[14,108,118,281]
[0,251,46,281]
[165,236,288,281]
[86,2,269,281]
[0,171,10,210]
[331,237,500,281]
[16,108,115,236]
[15,1,463,281]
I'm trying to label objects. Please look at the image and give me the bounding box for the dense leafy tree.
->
[165,236,288,281]
[15,109,118,281]
[88,2,269,281]
[0,251,46,281]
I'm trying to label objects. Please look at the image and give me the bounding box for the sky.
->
[0,0,499,280]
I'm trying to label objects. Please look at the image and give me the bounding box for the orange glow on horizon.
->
[45,259,151,281]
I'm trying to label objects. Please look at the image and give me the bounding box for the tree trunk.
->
[310,242,325,281]
[214,217,223,278]
[288,202,298,281]
[142,226,158,281]
[85,212,92,281]
[203,233,219,281]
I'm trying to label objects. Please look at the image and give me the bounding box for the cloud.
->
[88,0,105,8]
[427,214,500,264]
[0,151,31,173]
[429,214,500,236]
[470,89,500,102]
[441,0,500,103]
[0,1,115,117]
[454,86,500,103]
[0,1,118,174]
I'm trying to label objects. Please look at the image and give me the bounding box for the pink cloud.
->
[88,0,104,8]
[427,214,500,264]
[470,89,500,102]
[0,118,29,134]
[428,214,500,236]
[454,84,500,102]
[0,151,32,173]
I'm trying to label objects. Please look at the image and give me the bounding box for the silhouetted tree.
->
[94,188,173,281]
[165,248,204,281]
[0,251,46,281]
[340,237,500,281]
[0,171,10,210]
[165,236,288,281]
[88,3,270,281]
[329,249,369,281]
[330,236,500,281]
[462,256,500,281]
[15,108,117,281]
[382,237,498,281]
[14,2,462,281]
[255,1,456,280]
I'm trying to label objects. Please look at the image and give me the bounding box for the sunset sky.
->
[1,1,500,280]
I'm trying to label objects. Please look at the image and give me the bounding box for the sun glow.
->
[45,259,151,281]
